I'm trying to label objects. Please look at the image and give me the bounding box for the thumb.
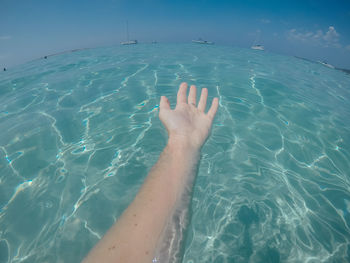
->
[160,96,170,110]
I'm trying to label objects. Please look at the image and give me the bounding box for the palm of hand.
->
[159,83,219,149]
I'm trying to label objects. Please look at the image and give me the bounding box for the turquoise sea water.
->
[0,44,349,262]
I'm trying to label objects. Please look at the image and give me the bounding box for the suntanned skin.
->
[82,82,219,263]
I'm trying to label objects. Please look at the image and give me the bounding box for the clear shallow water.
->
[0,44,349,263]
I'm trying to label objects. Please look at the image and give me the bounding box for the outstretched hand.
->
[159,82,219,150]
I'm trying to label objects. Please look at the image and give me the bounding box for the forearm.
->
[83,139,200,263]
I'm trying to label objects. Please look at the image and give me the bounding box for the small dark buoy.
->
[3,67,6,71]
[44,56,47,59]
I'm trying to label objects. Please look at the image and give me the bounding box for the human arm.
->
[82,82,219,263]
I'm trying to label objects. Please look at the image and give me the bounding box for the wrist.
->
[166,136,200,156]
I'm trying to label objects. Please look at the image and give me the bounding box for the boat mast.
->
[253,30,260,46]
[126,20,129,41]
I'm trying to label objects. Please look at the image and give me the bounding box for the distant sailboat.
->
[192,38,214,45]
[251,31,264,51]
[120,21,138,45]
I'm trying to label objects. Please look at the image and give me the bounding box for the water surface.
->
[0,44,349,262]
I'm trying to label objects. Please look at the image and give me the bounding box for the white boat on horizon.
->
[121,21,137,45]
[251,31,264,51]
[318,61,335,69]
[251,44,264,51]
[192,38,214,45]
[120,40,138,45]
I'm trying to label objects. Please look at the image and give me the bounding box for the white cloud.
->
[287,26,341,48]
[323,26,340,47]
[0,35,11,40]
[260,18,271,24]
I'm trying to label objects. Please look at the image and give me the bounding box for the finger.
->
[188,85,197,105]
[160,96,170,110]
[198,88,208,112]
[177,82,188,105]
[207,97,219,120]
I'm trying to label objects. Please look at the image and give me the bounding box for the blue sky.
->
[1,0,350,68]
